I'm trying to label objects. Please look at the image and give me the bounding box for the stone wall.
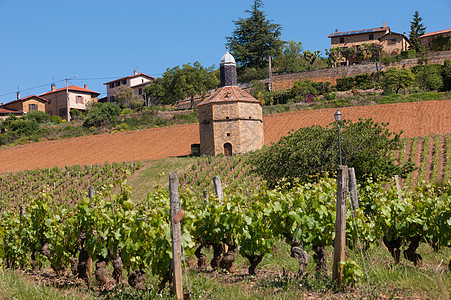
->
[269,51,451,91]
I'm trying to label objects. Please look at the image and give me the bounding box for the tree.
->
[289,80,318,102]
[340,48,357,65]
[114,86,142,109]
[360,43,383,62]
[226,0,283,70]
[381,67,415,94]
[83,102,121,128]
[144,78,166,106]
[409,11,426,53]
[325,47,341,67]
[274,40,305,73]
[152,62,218,108]
[303,50,321,67]
[250,119,414,188]
[443,59,451,91]
[412,65,443,91]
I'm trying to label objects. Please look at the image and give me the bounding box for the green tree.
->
[443,59,451,91]
[250,119,414,188]
[114,86,142,109]
[83,102,121,128]
[150,62,218,108]
[412,65,443,91]
[340,48,357,65]
[409,11,427,53]
[325,47,341,67]
[23,110,50,124]
[274,40,305,73]
[381,67,415,94]
[360,43,383,62]
[144,77,166,105]
[289,80,318,102]
[303,50,321,67]
[226,0,283,70]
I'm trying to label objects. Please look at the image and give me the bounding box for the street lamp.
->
[334,110,343,166]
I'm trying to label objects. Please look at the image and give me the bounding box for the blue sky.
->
[0,0,449,102]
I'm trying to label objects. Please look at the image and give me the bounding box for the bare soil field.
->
[1,100,450,172]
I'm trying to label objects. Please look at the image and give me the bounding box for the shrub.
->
[336,77,355,91]
[121,108,133,115]
[23,111,50,124]
[250,118,414,187]
[9,119,39,135]
[83,102,121,128]
[51,116,63,124]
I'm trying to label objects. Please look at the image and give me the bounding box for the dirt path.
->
[1,100,450,172]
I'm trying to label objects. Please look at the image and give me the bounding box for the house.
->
[39,84,100,121]
[420,29,451,51]
[198,48,264,156]
[328,22,409,65]
[1,93,49,113]
[103,72,155,103]
[0,107,23,120]
[378,31,410,55]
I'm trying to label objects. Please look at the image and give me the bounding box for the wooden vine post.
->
[213,175,223,203]
[333,165,348,284]
[169,172,183,299]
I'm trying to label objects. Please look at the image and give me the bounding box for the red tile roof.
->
[0,107,23,114]
[328,26,389,38]
[40,85,100,96]
[103,73,155,85]
[2,95,49,106]
[198,86,261,107]
[420,29,451,38]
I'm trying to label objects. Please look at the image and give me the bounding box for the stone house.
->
[378,31,410,55]
[40,84,100,120]
[329,22,409,65]
[1,94,49,113]
[104,72,155,103]
[420,29,451,51]
[198,49,264,156]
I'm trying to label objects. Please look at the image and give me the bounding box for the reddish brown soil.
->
[1,100,451,172]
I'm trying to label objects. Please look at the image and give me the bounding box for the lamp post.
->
[334,110,343,166]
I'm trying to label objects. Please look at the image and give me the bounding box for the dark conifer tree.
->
[409,11,427,52]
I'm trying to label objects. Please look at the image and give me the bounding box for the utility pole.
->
[66,78,70,122]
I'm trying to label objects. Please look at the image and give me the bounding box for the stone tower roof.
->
[197,86,262,107]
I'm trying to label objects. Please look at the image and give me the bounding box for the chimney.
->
[335,28,338,33]
[51,84,56,91]
[134,70,138,75]
[17,91,20,100]
[84,84,88,89]
[383,21,386,28]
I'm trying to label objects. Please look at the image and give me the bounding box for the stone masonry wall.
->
[269,51,451,91]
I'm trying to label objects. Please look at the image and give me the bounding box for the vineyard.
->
[0,136,450,299]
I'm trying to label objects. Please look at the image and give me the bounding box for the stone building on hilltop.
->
[198,48,264,156]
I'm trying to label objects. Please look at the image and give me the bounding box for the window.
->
[116,82,120,87]
[110,96,115,102]
[339,37,344,43]
[139,88,142,95]
[122,79,127,85]
[109,83,114,89]
[226,133,230,136]
[28,104,37,111]
[76,96,83,104]
[356,45,361,52]
[388,39,396,45]
[369,34,374,40]
[59,108,66,117]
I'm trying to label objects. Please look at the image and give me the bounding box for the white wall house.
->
[104,72,155,102]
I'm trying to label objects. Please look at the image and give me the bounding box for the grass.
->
[127,156,203,201]
[0,269,92,300]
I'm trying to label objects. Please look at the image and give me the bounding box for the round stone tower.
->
[198,48,264,156]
